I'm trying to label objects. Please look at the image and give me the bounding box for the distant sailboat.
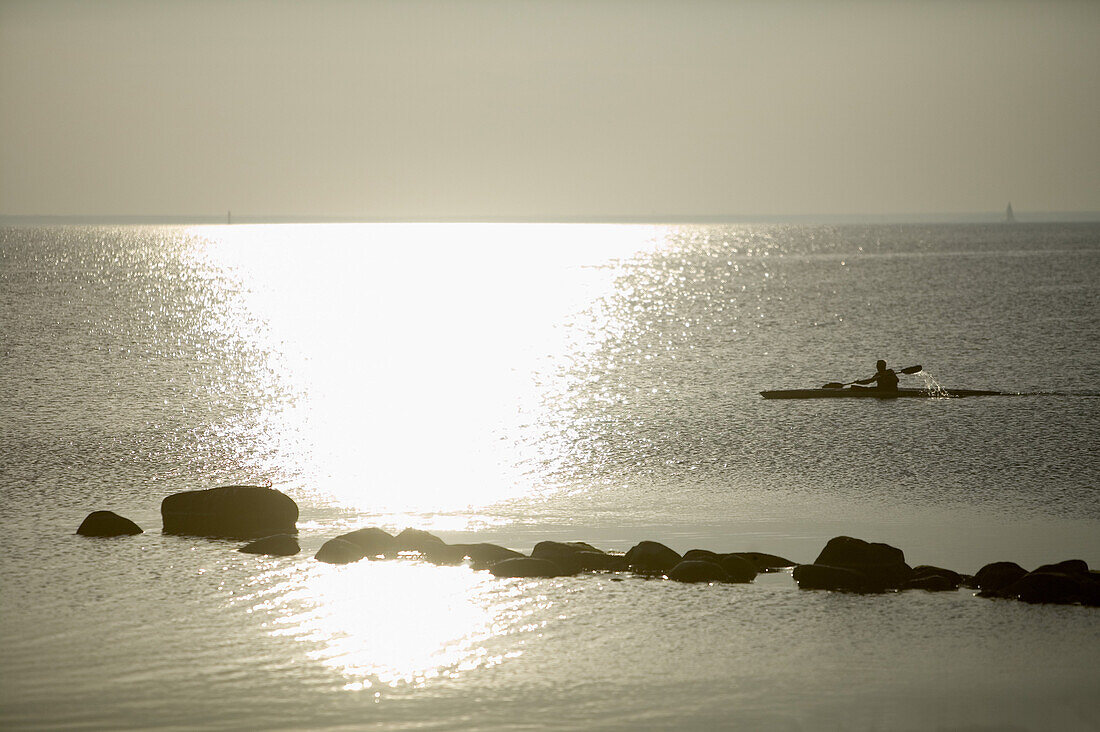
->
[1005,202,1015,223]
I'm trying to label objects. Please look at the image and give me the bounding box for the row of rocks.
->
[791,535,1100,606]
[75,486,1098,606]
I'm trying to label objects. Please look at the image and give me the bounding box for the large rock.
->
[161,485,298,539]
[239,534,300,556]
[972,561,1028,594]
[76,510,142,537]
[315,538,367,564]
[334,527,396,557]
[624,541,682,573]
[668,560,731,583]
[811,536,912,589]
[682,549,721,563]
[793,563,878,593]
[489,557,567,578]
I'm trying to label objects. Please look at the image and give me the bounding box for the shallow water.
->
[1,223,1098,730]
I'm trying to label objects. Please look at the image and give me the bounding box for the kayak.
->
[760,387,1004,399]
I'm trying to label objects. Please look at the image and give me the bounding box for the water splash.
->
[916,369,950,398]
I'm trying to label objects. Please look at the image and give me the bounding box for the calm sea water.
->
[1,223,1098,730]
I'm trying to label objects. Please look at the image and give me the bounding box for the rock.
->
[392,528,447,554]
[812,536,912,589]
[450,543,524,570]
[489,557,567,578]
[904,565,964,591]
[531,541,603,574]
[668,560,731,583]
[972,561,1028,594]
[793,563,878,593]
[1004,571,1086,605]
[420,544,470,565]
[334,527,396,557]
[575,551,630,571]
[76,510,142,537]
[315,538,368,564]
[717,554,757,583]
[682,549,721,563]
[161,485,298,539]
[726,552,796,572]
[1033,559,1089,577]
[239,534,300,556]
[624,541,682,573]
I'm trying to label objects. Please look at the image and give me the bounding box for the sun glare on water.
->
[187,223,659,521]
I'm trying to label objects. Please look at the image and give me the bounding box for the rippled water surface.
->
[1,223,1098,730]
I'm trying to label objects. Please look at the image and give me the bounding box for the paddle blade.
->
[899,364,923,375]
[821,382,845,389]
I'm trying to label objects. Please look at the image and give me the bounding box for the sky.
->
[1,0,1098,220]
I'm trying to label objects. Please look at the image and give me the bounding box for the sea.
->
[1,222,1098,731]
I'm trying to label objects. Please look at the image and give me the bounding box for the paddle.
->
[822,364,922,389]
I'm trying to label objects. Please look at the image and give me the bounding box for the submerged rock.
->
[161,485,298,539]
[668,560,731,583]
[490,557,567,578]
[239,534,300,556]
[315,538,367,564]
[76,510,142,537]
[624,541,682,573]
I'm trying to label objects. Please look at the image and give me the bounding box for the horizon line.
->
[3,211,1100,226]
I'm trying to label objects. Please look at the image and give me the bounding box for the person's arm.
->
[853,374,877,385]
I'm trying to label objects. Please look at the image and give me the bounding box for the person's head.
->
[876,359,887,372]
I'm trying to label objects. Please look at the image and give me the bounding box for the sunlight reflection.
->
[246,560,546,689]
[186,224,661,520]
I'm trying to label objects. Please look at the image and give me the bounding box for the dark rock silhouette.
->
[490,557,567,578]
[971,561,1028,593]
[334,527,396,557]
[450,542,524,569]
[161,485,298,539]
[793,563,878,592]
[624,541,682,573]
[574,551,629,571]
[682,549,722,563]
[726,552,796,572]
[239,534,300,556]
[810,536,912,589]
[668,560,731,583]
[531,541,604,574]
[983,560,1097,605]
[315,538,368,564]
[393,528,447,553]
[76,510,143,537]
[904,565,964,591]
[717,554,757,583]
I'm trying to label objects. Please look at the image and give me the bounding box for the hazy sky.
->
[2,0,1098,219]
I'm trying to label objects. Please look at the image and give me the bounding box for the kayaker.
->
[853,360,899,392]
